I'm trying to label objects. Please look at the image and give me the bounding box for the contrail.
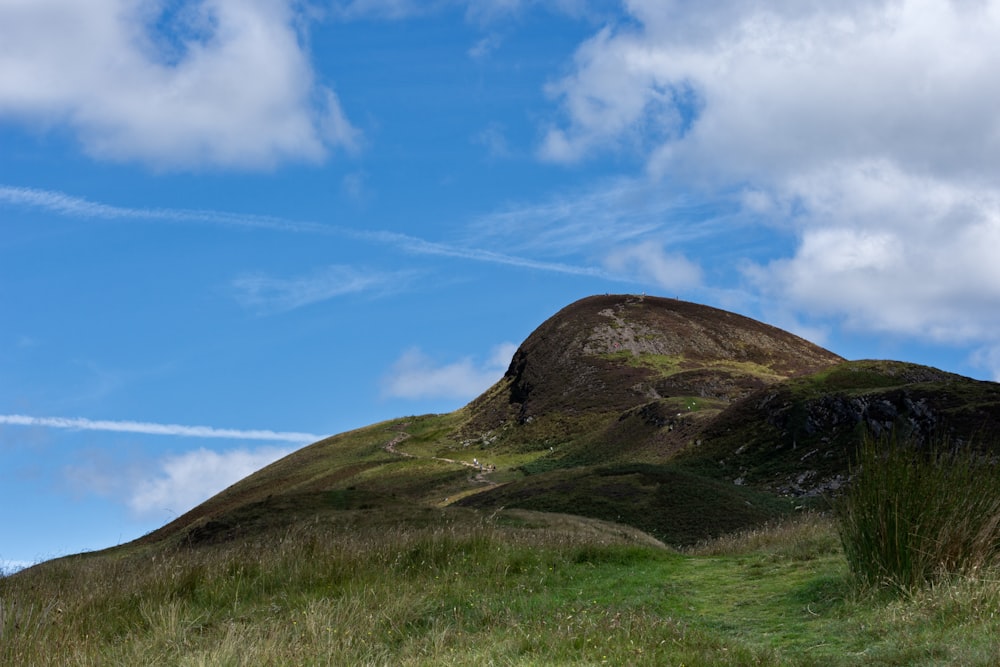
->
[0,185,328,233]
[0,414,321,444]
[356,229,616,279]
[0,184,627,281]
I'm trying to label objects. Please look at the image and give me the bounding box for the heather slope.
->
[464,294,843,442]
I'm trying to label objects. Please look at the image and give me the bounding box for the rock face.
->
[475,293,844,426]
[693,360,1000,496]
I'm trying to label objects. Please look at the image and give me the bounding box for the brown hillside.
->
[465,293,843,439]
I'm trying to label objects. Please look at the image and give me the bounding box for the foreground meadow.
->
[4,509,1000,666]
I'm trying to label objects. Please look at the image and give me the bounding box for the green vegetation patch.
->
[461,463,797,546]
[597,351,687,376]
[394,412,468,458]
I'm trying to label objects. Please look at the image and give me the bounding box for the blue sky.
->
[3,0,1000,572]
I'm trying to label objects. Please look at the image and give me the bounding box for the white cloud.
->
[231,265,411,312]
[359,228,617,278]
[542,0,1000,355]
[603,240,702,291]
[545,0,1000,179]
[463,0,525,23]
[381,342,517,400]
[0,414,319,443]
[0,0,359,169]
[128,446,293,517]
[64,444,294,519]
[746,162,1000,342]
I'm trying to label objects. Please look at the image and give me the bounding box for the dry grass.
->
[684,511,840,559]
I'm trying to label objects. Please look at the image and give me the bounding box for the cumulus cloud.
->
[544,0,1000,179]
[0,0,359,169]
[128,446,293,517]
[745,162,1000,341]
[62,440,300,518]
[543,0,1000,364]
[381,342,517,400]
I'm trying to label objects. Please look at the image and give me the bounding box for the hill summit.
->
[473,293,841,424]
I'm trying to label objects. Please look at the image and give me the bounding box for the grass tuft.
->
[837,432,1000,592]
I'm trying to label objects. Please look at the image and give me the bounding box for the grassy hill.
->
[125,294,998,550]
[135,294,857,549]
[7,293,1000,665]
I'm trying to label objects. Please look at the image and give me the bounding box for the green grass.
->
[598,351,686,376]
[461,462,798,546]
[8,511,1000,666]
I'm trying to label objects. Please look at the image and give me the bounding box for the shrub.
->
[837,433,1000,592]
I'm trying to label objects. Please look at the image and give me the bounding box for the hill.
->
[128,293,1000,549]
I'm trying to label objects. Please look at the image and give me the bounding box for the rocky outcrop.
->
[694,361,1000,497]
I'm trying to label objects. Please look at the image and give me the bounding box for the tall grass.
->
[837,433,1000,592]
[0,510,736,666]
[9,505,1000,664]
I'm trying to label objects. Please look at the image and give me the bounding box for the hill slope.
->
[130,294,1000,549]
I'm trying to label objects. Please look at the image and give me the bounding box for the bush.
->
[837,433,1000,592]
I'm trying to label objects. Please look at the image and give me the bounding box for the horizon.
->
[4,0,1000,569]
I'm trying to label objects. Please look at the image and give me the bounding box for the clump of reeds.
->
[837,432,1000,592]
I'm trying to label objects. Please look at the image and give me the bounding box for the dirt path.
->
[383,427,503,491]
[383,430,414,458]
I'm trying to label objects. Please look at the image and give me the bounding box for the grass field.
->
[5,510,1000,666]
